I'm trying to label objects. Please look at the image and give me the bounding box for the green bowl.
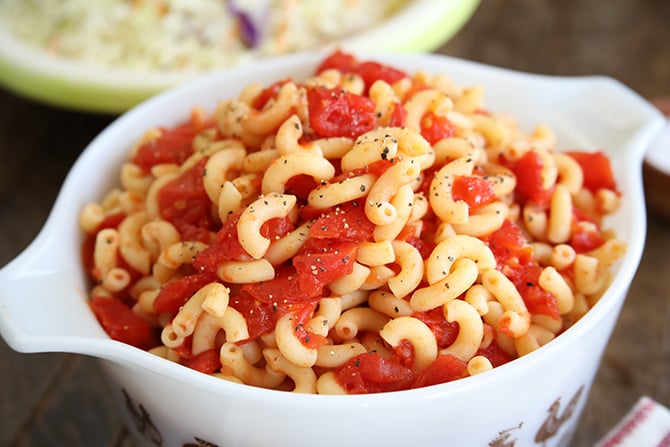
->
[0,0,479,114]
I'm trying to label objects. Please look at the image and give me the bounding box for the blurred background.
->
[1,0,669,445]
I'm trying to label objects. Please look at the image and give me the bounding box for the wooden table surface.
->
[1,0,669,446]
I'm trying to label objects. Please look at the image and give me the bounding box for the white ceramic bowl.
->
[0,0,479,113]
[0,52,664,447]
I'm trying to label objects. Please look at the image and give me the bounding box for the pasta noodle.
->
[82,50,626,394]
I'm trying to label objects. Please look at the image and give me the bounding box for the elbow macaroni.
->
[81,51,626,394]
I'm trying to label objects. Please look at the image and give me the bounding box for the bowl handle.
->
[643,100,670,221]
[0,234,105,354]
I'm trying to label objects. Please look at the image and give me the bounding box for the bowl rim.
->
[0,51,664,406]
[0,0,480,113]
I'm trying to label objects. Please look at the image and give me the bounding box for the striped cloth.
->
[595,397,670,447]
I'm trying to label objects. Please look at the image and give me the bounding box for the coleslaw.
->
[0,0,405,73]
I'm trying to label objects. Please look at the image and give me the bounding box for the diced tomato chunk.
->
[263,216,294,240]
[292,303,328,349]
[504,251,560,319]
[193,208,293,275]
[252,79,291,110]
[315,50,358,75]
[90,296,156,350]
[452,175,495,211]
[285,174,318,200]
[475,340,514,368]
[566,150,618,192]
[503,150,553,206]
[408,235,435,260]
[172,337,195,360]
[420,111,455,145]
[413,307,459,349]
[81,212,129,280]
[570,221,607,253]
[81,236,97,280]
[156,158,217,243]
[334,159,395,181]
[415,168,435,197]
[229,293,278,341]
[195,209,247,269]
[153,272,216,316]
[96,212,127,232]
[365,158,397,177]
[388,102,406,127]
[485,220,559,319]
[242,265,317,303]
[485,219,528,267]
[293,241,358,296]
[335,353,415,394]
[412,354,469,389]
[299,203,327,222]
[192,240,242,277]
[401,81,430,103]
[132,113,208,173]
[306,85,376,138]
[392,339,415,369]
[355,61,408,93]
[180,349,222,374]
[315,50,408,94]
[396,222,435,259]
[308,200,375,242]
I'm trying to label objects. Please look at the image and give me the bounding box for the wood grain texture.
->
[0,0,668,446]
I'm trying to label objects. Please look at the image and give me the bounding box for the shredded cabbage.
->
[0,0,406,73]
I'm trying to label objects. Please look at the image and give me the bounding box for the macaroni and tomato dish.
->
[80,51,625,394]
